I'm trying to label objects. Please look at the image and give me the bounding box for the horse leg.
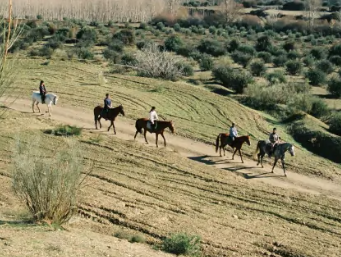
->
[281,158,287,177]
[155,133,159,148]
[161,132,166,147]
[260,154,265,168]
[232,148,237,160]
[107,120,112,132]
[47,105,51,116]
[238,149,244,163]
[257,153,260,166]
[219,146,222,157]
[144,130,149,144]
[271,158,278,173]
[98,117,102,129]
[112,121,116,134]
[36,102,40,113]
[134,131,139,140]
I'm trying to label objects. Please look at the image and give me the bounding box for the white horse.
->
[31,91,58,116]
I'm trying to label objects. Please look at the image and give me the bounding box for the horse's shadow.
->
[188,155,217,165]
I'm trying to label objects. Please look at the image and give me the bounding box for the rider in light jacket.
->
[149,106,158,130]
[269,128,280,157]
[229,123,238,142]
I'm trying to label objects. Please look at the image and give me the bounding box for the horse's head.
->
[53,95,58,105]
[288,144,295,156]
[246,135,251,146]
[118,104,125,116]
[169,120,175,134]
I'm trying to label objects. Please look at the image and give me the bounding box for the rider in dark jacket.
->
[103,93,112,119]
[39,80,46,104]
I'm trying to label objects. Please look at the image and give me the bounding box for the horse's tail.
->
[215,134,221,153]
[135,119,143,134]
[253,141,260,159]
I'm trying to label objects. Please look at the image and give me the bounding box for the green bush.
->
[77,48,94,60]
[309,97,329,118]
[329,113,341,136]
[212,66,253,93]
[12,135,84,225]
[265,70,287,85]
[113,29,135,45]
[237,45,256,56]
[257,51,272,63]
[303,55,314,67]
[199,54,214,71]
[228,39,240,52]
[164,35,183,52]
[285,60,302,75]
[76,26,97,46]
[329,43,341,57]
[231,51,253,68]
[162,233,201,256]
[316,60,334,74]
[174,23,181,32]
[310,47,327,60]
[197,39,226,57]
[50,125,83,136]
[176,62,194,76]
[329,56,341,66]
[39,46,53,58]
[121,53,137,66]
[108,40,124,52]
[249,60,267,76]
[255,35,272,52]
[327,76,341,98]
[283,41,295,52]
[273,55,288,67]
[287,50,300,60]
[103,49,121,63]
[305,68,327,86]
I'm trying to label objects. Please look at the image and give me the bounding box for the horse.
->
[215,133,251,163]
[134,119,175,147]
[254,141,295,176]
[31,91,58,117]
[93,105,125,134]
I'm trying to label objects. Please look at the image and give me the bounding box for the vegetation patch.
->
[45,125,83,137]
[161,233,201,256]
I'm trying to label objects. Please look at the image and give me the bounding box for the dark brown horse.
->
[134,118,175,147]
[215,133,251,163]
[94,105,125,134]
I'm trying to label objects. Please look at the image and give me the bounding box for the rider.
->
[269,127,280,157]
[39,80,46,104]
[229,122,238,142]
[103,93,112,119]
[149,106,158,131]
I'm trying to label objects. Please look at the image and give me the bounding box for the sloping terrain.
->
[0,109,341,257]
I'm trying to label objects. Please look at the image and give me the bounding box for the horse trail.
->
[3,97,341,201]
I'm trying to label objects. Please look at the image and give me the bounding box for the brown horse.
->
[215,133,251,163]
[94,105,125,134]
[134,118,175,147]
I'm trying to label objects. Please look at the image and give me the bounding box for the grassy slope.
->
[6,57,341,180]
[0,109,341,257]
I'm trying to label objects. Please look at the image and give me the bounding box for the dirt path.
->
[2,97,341,201]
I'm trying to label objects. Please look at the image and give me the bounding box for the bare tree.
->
[221,0,242,24]
[305,0,322,31]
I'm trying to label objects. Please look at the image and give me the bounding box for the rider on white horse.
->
[149,106,158,130]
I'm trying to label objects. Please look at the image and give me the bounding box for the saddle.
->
[147,121,157,131]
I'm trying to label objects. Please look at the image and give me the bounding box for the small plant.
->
[273,55,288,67]
[176,62,194,76]
[303,56,314,67]
[36,14,43,20]
[257,51,272,63]
[77,48,94,60]
[309,97,329,118]
[199,54,214,71]
[237,45,256,56]
[265,70,287,85]
[287,50,300,60]
[285,60,302,75]
[305,68,327,86]
[249,60,267,76]
[255,35,272,52]
[329,56,341,66]
[113,29,135,45]
[231,51,253,68]
[329,113,341,136]
[310,47,327,60]
[228,39,240,52]
[283,40,295,52]
[197,39,226,57]
[316,60,334,74]
[161,233,201,256]
[164,35,183,52]
[47,125,83,136]
[327,76,341,98]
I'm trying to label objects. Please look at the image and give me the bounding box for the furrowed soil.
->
[1,58,341,257]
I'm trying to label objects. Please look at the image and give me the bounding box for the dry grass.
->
[0,109,340,257]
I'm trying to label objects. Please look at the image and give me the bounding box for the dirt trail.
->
[2,97,341,201]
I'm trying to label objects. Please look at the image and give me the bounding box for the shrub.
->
[77,48,94,60]
[310,47,327,60]
[327,76,341,98]
[164,35,183,52]
[176,62,194,76]
[257,51,272,63]
[76,26,97,47]
[228,39,240,52]
[287,51,300,60]
[303,56,314,67]
[12,135,85,225]
[121,53,137,66]
[283,41,295,52]
[329,43,341,57]
[255,35,272,52]
[197,39,226,57]
[49,125,83,136]
[212,66,253,93]
[162,233,201,256]
[174,23,181,31]
[249,60,267,76]
[309,97,329,118]
[133,43,182,81]
[283,1,305,11]
[305,68,327,86]
[273,55,288,67]
[316,60,334,74]
[103,49,121,63]
[39,46,54,58]
[285,60,302,75]
[329,113,341,136]
[231,51,253,68]
[108,40,124,52]
[199,54,214,71]
[287,93,315,114]
[329,56,341,66]
[113,29,135,45]
[237,45,256,56]
[265,70,287,85]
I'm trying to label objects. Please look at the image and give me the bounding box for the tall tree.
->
[305,0,322,31]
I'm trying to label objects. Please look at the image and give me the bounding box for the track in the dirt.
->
[2,97,341,201]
